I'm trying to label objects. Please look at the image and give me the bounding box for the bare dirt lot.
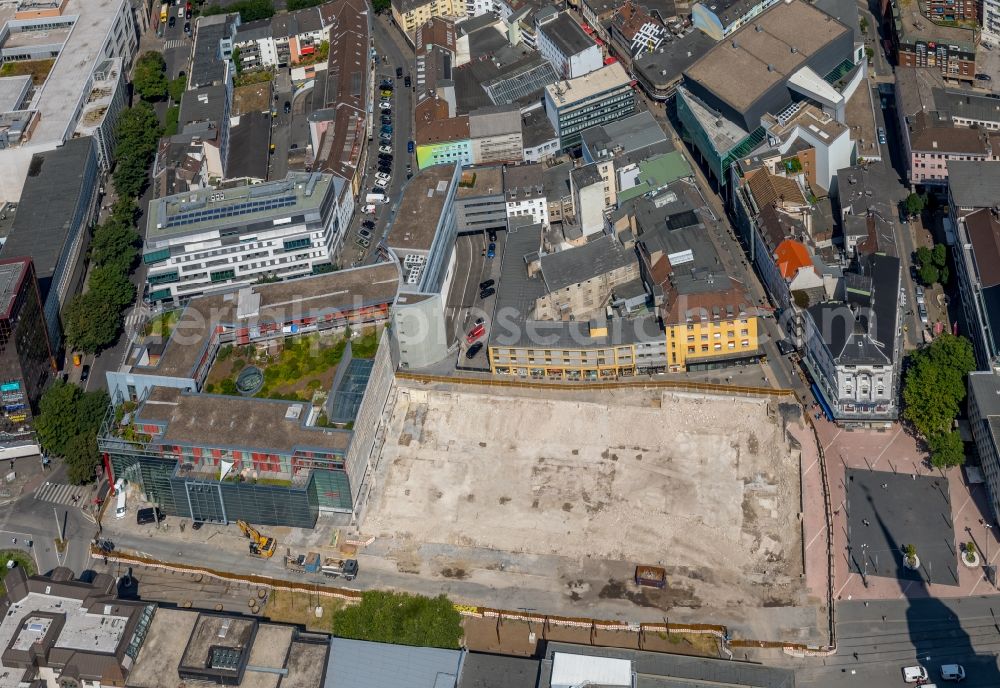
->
[364,385,809,617]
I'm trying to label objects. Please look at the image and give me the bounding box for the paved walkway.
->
[813,417,1000,601]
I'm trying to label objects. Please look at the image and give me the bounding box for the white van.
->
[940,664,965,682]
[114,479,127,519]
[903,666,929,683]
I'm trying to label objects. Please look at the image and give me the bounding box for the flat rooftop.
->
[895,2,976,50]
[30,0,127,145]
[129,609,324,688]
[2,26,71,50]
[0,592,128,658]
[146,172,338,242]
[456,165,504,198]
[131,263,399,379]
[545,61,630,109]
[386,163,456,253]
[138,386,352,456]
[684,0,850,113]
[0,257,27,315]
[539,12,595,57]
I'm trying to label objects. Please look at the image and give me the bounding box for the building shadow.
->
[867,506,1000,685]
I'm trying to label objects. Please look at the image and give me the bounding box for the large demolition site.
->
[363,384,818,634]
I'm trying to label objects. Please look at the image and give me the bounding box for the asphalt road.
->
[335,13,414,269]
[0,463,96,576]
[798,597,1000,687]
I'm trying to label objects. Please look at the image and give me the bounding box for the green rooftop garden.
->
[204,327,380,402]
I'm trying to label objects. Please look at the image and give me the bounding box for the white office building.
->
[143,173,349,302]
[537,12,603,79]
[0,0,139,202]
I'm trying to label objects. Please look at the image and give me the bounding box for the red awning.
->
[604,56,617,64]
[300,45,315,55]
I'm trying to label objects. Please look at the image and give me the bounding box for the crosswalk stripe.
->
[34,483,85,505]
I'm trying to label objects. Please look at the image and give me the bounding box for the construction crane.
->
[236,520,276,558]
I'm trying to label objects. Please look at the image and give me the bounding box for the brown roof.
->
[416,16,456,55]
[909,113,991,155]
[415,97,470,143]
[745,168,806,208]
[966,208,1000,288]
[316,0,369,179]
[612,0,658,42]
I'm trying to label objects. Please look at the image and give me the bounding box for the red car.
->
[466,323,485,344]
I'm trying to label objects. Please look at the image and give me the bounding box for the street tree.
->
[64,433,100,485]
[133,51,168,100]
[35,381,84,456]
[918,262,939,286]
[905,192,926,218]
[903,334,976,440]
[928,430,965,468]
[64,292,121,353]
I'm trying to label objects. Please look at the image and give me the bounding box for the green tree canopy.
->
[915,245,933,267]
[928,430,965,469]
[64,292,121,353]
[202,0,273,20]
[918,263,939,287]
[331,591,462,649]
[36,382,108,465]
[932,243,947,269]
[903,334,976,440]
[134,51,168,100]
[113,101,162,199]
[64,432,100,485]
[905,192,926,217]
[372,0,390,12]
[90,217,139,272]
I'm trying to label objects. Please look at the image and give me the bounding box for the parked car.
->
[479,279,495,290]
[379,153,393,162]
[136,507,166,526]
[940,664,965,682]
[362,219,376,229]
[376,172,391,182]
[380,79,393,88]
[168,15,176,26]
[379,144,392,154]
[479,286,496,299]
[918,304,929,324]
[404,75,412,87]
[466,342,484,359]
[976,73,993,81]
[381,124,393,134]
[915,285,925,304]
[877,127,886,145]
[776,339,794,355]
[466,323,485,343]
[284,101,291,113]
[80,365,91,383]
[488,229,497,242]
[184,21,191,33]
[902,666,929,683]
[381,108,392,115]
[380,132,392,141]
[358,227,373,239]
[407,140,415,153]
[357,237,371,248]
[381,116,392,125]
[396,67,404,78]
[379,100,391,109]
[487,242,496,258]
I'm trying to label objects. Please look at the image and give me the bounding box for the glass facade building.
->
[0,258,55,456]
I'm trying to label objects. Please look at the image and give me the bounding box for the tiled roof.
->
[774,239,812,279]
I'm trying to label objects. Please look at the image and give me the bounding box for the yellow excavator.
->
[236,520,276,558]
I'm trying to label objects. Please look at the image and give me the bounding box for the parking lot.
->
[446,231,506,369]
